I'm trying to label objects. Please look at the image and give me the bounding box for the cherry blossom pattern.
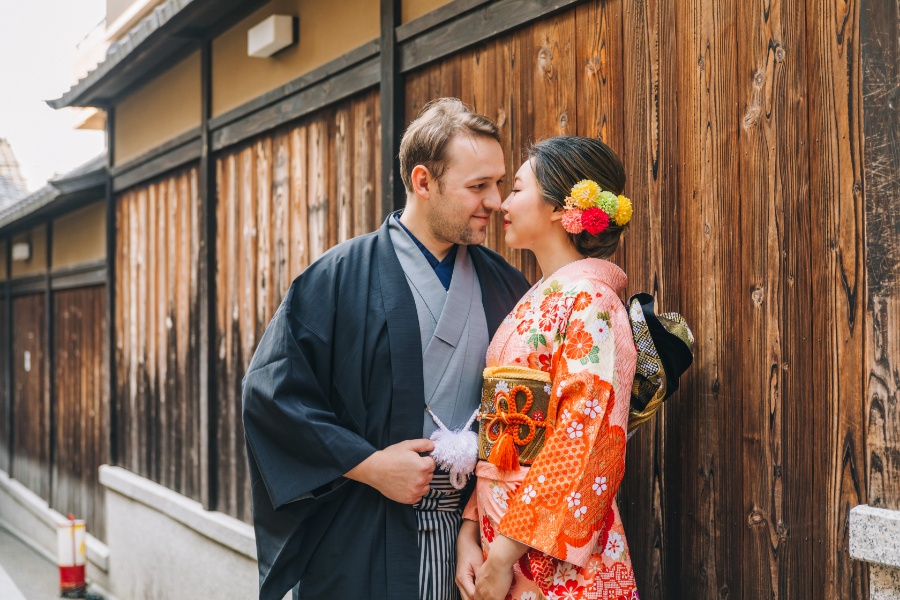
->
[521,485,537,504]
[567,421,584,439]
[604,531,625,560]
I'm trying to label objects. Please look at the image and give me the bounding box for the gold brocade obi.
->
[478,366,556,469]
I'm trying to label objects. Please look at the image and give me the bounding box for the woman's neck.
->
[533,239,586,280]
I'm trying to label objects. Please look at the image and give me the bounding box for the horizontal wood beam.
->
[112,137,202,193]
[111,128,201,176]
[399,0,580,73]
[395,0,491,43]
[50,261,107,291]
[9,275,46,297]
[211,57,380,151]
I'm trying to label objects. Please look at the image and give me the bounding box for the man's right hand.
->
[344,439,436,504]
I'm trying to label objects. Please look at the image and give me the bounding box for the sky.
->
[0,0,107,192]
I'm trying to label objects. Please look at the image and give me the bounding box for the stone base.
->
[850,504,900,599]
[871,565,900,600]
[99,465,260,600]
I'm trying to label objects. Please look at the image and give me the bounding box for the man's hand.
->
[456,519,483,600]
[345,439,436,504]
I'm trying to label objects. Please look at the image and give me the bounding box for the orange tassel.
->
[488,431,520,471]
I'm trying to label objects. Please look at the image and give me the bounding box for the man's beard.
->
[427,205,486,246]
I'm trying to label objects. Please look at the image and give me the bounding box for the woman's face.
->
[501,160,558,249]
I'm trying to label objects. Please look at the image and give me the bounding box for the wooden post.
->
[198,38,217,511]
[863,0,900,511]
[45,220,55,503]
[380,0,405,219]
[106,106,118,467]
[4,237,11,472]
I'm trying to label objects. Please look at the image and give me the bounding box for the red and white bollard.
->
[57,514,87,598]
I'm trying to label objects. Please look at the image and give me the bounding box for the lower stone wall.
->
[850,505,900,599]
[100,465,259,600]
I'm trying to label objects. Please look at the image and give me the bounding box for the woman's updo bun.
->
[529,136,628,259]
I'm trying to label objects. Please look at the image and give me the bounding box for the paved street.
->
[0,525,63,600]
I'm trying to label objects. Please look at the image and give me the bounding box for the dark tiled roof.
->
[0,155,106,233]
[48,0,196,109]
[48,0,267,109]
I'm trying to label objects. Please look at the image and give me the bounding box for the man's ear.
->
[410,165,433,199]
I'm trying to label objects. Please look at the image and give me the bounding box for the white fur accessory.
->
[427,407,480,489]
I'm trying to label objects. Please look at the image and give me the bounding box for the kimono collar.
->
[392,211,458,290]
[546,258,628,296]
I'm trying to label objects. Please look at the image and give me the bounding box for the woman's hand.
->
[473,534,528,600]
[456,519,484,600]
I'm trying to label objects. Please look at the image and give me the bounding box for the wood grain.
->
[11,294,48,498]
[21,4,868,593]
[115,167,202,503]
[51,286,108,541]
[213,90,381,521]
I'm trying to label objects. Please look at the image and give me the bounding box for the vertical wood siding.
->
[84,3,871,596]
[115,167,203,502]
[214,89,380,522]
[862,0,900,516]
[404,1,866,597]
[11,294,48,499]
[51,286,108,541]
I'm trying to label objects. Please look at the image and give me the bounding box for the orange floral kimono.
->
[463,258,639,600]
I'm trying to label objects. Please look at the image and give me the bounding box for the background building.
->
[0,0,898,598]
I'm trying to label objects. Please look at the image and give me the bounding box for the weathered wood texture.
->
[214,89,380,522]
[10,294,49,499]
[51,286,108,541]
[115,167,203,503]
[862,0,900,514]
[406,1,866,597]
[0,295,8,473]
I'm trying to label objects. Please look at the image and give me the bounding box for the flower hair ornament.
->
[561,179,633,235]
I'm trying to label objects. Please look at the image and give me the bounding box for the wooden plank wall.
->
[115,167,203,503]
[0,295,7,473]
[404,1,866,598]
[214,89,380,522]
[10,294,49,499]
[862,0,900,513]
[52,286,108,541]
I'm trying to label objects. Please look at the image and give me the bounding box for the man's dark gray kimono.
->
[242,216,530,600]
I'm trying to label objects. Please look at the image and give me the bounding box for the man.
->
[243,98,530,600]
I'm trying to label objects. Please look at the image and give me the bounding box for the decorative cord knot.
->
[481,386,548,471]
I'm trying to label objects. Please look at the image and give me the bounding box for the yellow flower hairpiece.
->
[561,180,633,235]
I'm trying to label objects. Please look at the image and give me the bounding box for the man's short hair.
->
[399,98,501,193]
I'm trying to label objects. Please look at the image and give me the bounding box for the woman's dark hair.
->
[528,136,628,259]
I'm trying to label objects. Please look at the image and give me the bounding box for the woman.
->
[456,136,639,600]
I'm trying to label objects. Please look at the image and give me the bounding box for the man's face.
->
[425,134,505,246]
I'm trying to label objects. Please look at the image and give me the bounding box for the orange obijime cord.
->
[482,386,548,471]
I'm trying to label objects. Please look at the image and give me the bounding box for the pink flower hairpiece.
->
[561,179,633,235]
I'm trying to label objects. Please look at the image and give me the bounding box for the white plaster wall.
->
[101,466,258,600]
